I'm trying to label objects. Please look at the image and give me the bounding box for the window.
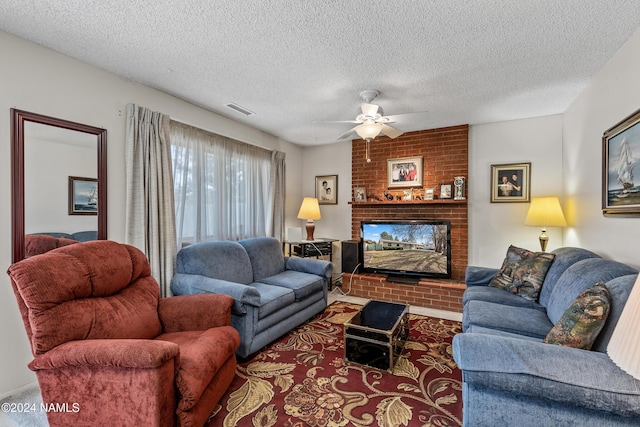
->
[171,121,272,245]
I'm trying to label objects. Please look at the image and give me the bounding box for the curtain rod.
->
[169,117,275,153]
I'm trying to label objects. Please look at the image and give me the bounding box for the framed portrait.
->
[491,162,531,203]
[387,156,423,188]
[440,183,452,199]
[316,175,338,204]
[353,187,366,202]
[425,188,435,200]
[69,176,98,215]
[602,108,640,216]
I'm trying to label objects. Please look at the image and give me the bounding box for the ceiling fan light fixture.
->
[355,122,382,140]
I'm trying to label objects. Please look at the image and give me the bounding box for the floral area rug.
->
[206,302,463,427]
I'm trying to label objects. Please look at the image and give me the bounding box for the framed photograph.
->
[425,188,435,200]
[491,162,531,203]
[603,108,640,216]
[353,187,366,202]
[316,175,338,204]
[387,156,423,188]
[440,183,452,199]
[69,176,98,215]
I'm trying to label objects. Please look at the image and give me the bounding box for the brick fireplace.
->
[345,124,468,312]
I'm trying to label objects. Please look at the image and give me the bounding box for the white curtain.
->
[171,121,284,245]
[125,104,177,297]
[269,150,286,241]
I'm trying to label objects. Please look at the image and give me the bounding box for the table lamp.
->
[297,197,321,241]
[608,274,640,380]
[524,196,567,252]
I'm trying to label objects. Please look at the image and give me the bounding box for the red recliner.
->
[7,240,240,427]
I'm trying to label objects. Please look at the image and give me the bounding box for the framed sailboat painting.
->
[69,176,98,215]
[603,108,640,216]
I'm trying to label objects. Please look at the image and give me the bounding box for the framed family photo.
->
[602,108,640,216]
[353,187,366,202]
[387,156,423,188]
[316,175,338,204]
[69,176,98,215]
[491,162,530,203]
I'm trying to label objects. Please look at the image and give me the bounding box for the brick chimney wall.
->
[350,124,469,282]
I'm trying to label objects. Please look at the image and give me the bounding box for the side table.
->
[283,238,337,262]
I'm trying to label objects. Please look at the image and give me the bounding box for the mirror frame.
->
[11,109,107,263]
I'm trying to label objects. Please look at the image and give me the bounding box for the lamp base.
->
[538,228,549,252]
[305,220,315,241]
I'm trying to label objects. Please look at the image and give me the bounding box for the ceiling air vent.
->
[225,103,255,116]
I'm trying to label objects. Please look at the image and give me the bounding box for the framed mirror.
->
[11,109,107,262]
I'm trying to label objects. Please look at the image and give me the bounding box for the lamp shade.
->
[297,197,321,220]
[355,122,382,140]
[524,197,567,227]
[608,274,640,379]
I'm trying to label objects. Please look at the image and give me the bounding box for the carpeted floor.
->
[0,301,462,427]
[206,301,463,427]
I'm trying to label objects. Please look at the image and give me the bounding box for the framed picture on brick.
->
[439,183,452,199]
[353,187,366,202]
[387,156,423,188]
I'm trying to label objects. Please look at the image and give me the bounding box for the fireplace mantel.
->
[349,200,466,206]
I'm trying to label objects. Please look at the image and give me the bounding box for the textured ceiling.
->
[1,1,640,146]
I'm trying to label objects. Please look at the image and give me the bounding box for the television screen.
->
[360,220,451,281]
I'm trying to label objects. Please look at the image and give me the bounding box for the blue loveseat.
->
[453,247,640,426]
[171,237,333,358]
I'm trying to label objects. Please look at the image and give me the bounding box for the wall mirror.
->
[11,109,107,262]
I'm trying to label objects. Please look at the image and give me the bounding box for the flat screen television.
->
[360,220,451,282]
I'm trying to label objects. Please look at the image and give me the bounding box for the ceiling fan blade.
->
[381,124,403,139]
[313,120,360,124]
[361,103,379,117]
[384,111,429,123]
[337,127,357,140]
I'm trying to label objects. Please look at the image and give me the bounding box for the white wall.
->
[563,27,640,268]
[469,115,565,266]
[0,31,304,397]
[25,138,97,234]
[297,141,353,273]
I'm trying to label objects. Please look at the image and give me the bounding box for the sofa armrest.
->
[285,256,333,279]
[171,273,261,315]
[29,339,179,370]
[465,266,499,286]
[452,333,640,417]
[159,294,234,332]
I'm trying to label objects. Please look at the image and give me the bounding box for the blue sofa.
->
[33,230,98,241]
[171,237,333,358]
[453,247,640,426]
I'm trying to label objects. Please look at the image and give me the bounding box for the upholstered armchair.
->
[7,240,240,427]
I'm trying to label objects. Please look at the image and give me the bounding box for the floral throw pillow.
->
[544,282,611,350]
[489,245,556,301]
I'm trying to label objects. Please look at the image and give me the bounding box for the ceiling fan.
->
[318,89,425,142]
